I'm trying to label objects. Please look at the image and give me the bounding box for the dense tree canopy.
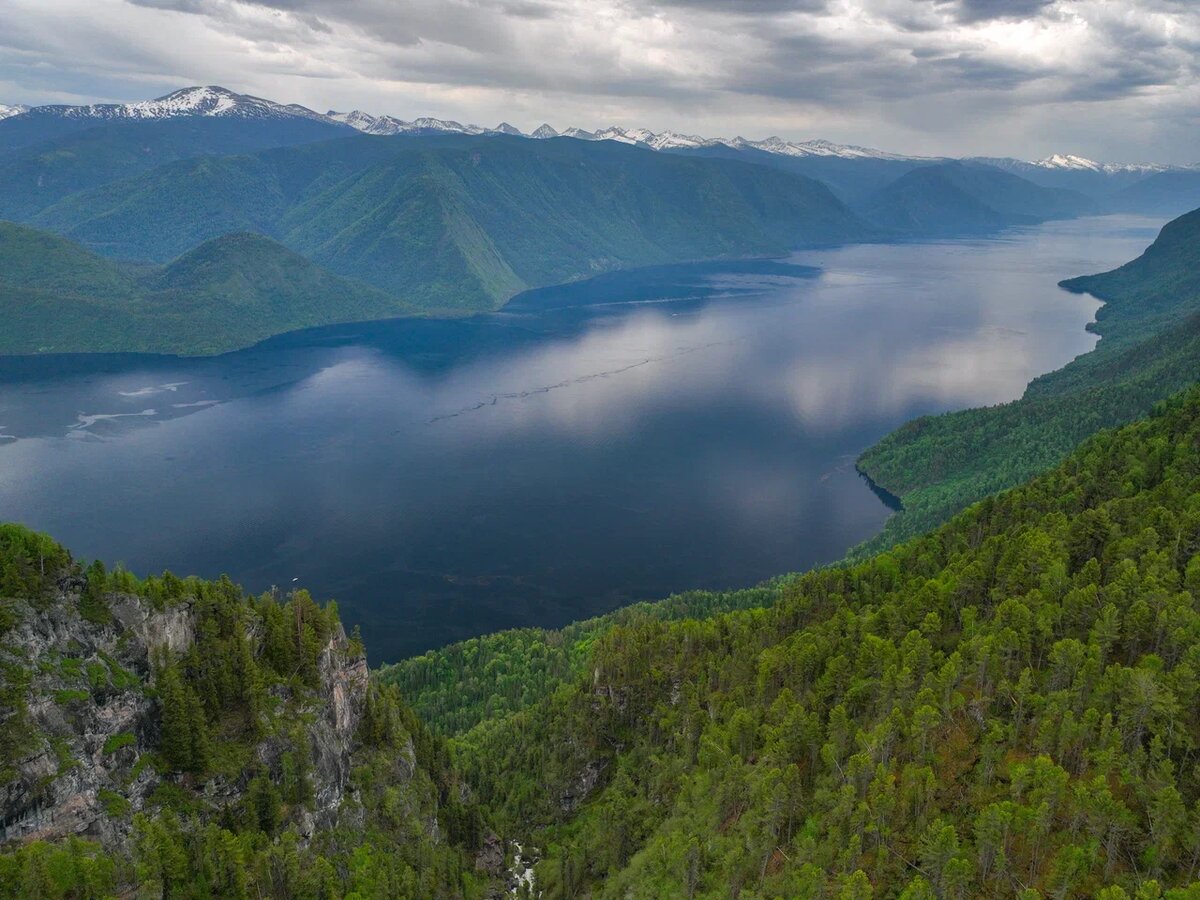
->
[454,388,1200,898]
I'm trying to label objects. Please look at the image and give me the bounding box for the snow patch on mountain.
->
[9,86,1186,176]
[326,110,499,136]
[1034,153,1168,175]
[18,86,332,124]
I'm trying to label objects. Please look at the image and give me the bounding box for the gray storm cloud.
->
[0,0,1196,163]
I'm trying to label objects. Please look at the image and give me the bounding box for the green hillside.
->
[862,161,1093,236]
[857,206,1200,548]
[30,134,872,312]
[0,117,351,220]
[0,223,409,355]
[458,385,1200,898]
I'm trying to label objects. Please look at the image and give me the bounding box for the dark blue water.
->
[0,216,1160,661]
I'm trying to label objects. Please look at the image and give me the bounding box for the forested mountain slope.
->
[27,134,871,315]
[382,584,784,738]
[1111,171,1200,217]
[0,223,409,355]
[459,386,1200,898]
[857,206,1200,548]
[0,117,352,221]
[0,525,491,898]
[860,162,1093,237]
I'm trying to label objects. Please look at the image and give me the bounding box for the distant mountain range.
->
[5,85,1191,178]
[1,83,1198,354]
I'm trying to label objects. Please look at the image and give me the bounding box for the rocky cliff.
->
[0,528,486,898]
[0,577,373,848]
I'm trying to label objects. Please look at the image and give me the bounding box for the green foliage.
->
[459,387,1200,897]
[0,223,407,355]
[858,206,1200,552]
[0,555,486,898]
[381,585,781,738]
[101,732,135,755]
[98,788,131,818]
[0,523,68,606]
[20,134,870,330]
[0,837,120,900]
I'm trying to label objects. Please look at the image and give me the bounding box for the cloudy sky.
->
[0,0,1196,163]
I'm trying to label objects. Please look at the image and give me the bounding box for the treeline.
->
[453,387,1200,897]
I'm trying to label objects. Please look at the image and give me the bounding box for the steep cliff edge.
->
[0,527,488,898]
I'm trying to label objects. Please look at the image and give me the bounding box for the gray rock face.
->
[0,589,162,847]
[308,631,370,827]
[0,584,373,850]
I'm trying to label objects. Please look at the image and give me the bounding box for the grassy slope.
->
[0,223,409,355]
[856,206,1200,551]
[461,385,1200,897]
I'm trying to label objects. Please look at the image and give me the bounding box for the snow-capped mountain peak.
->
[1037,154,1105,172]
[326,109,396,134]
[1034,153,1168,175]
[19,86,332,124]
[6,86,1181,176]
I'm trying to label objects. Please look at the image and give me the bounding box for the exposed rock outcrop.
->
[0,581,373,850]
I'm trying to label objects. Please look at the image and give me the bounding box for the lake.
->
[0,216,1161,661]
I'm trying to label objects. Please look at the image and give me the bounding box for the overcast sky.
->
[0,0,1196,163]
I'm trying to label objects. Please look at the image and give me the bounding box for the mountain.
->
[6,85,331,126]
[0,524,487,896]
[857,205,1200,547]
[0,86,353,154]
[0,223,409,355]
[0,104,26,120]
[968,154,1194,204]
[860,160,1093,236]
[0,117,353,221]
[326,109,495,136]
[6,85,1187,215]
[1060,206,1200,345]
[1109,169,1200,216]
[29,134,872,314]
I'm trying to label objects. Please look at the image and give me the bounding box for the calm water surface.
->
[0,216,1161,660]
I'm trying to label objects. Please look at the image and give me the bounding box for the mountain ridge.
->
[7,85,1190,174]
